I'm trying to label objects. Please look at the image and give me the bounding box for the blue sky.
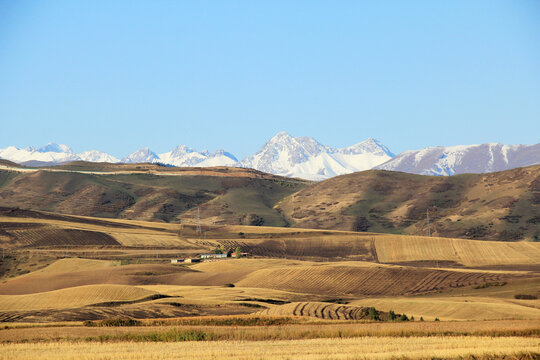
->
[1,1,539,158]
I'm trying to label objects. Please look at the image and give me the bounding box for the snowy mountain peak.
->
[37,143,73,153]
[340,138,395,156]
[2,136,535,180]
[170,145,196,156]
[121,147,159,163]
[240,133,393,180]
[78,150,120,163]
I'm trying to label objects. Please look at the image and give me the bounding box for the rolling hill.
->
[0,162,538,241]
[277,165,540,241]
[0,210,539,323]
[0,164,307,226]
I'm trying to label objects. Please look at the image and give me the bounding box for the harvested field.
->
[236,262,518,297]
[0,336,538,360]
[214,235,375,261]
[374,235,540,266]
[17,258,114,276]
[351,296,540,321]
[2,319,539,342]
[0,284,155,311]
[1,224,120,248]
[0,263,197,295]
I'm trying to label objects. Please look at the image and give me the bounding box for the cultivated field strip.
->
[4,226,120,248]
[0,284,155,311]
[374,235,540,266]
[216,236,375,261]
[351,297,540,321]
[19,258,114,276]
[0,264,198,295]
[2,336,539,360]
[259,302,375,320]
[236,264,519,296]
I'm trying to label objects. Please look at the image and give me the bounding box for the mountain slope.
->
[376,143,540,176]
[0,162,538,241]
[0,165,307,225]
[240,132,394,180]
[277,165,540,241]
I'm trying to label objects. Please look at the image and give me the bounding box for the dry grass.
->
[0,284,155,311]
[2,319,539,343]
[0,336,538,359]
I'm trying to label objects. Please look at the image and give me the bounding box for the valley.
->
[0,167,538,359]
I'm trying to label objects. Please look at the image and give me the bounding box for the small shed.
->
[171,259,184,264]
[184,258,201,263]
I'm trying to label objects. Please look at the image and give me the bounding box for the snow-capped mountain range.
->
[0,144,119,165]
[239,132,394,180]
[121,146,238,168]
[375,143,540,176]
[0,134,538,180]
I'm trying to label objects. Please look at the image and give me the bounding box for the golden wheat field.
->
[0,285,155,311]
[1,336,538,360]
[374,235,540,266]
[350,296,540,321]
[1,210,540,359]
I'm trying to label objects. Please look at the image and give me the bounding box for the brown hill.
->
[0,162,539,241]
[277,165,540,241]
[0,165,307,226]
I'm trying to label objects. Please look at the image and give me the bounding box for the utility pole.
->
[426,209,431,237]
[427,208,439,268]
[196,207,202,235]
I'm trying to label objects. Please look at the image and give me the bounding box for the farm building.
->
[184,258,201,263]
[200,253,228,259]
[231,252,248,257]
[170,259,183,264]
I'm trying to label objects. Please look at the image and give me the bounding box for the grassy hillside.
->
[0,165,307,226]
[277,165,540,241]
[0,162,538,240]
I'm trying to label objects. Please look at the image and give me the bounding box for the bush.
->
[83,320,96,327]
[224,283,235,287]
[434,317,440,322]
[388,310,396,321]
[514,294,538,300]
[98,318,142,327]
[398,314,409,321]
[367,307,380,321]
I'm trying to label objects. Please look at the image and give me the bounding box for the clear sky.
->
[1,0,539,159]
